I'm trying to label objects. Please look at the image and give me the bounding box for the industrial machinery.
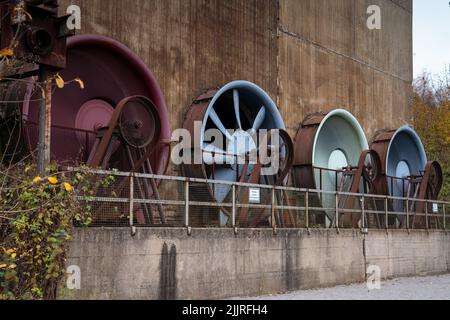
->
[0,0,73,75]
[0,2,445,230]
[371,126,443,228]
[87,95,167,225]
[1,34,171,225]
[292,109,374,227]
[182,80,294,226]
[21,34,171,174]
[0,0,73,163]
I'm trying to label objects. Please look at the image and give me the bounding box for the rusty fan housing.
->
[21,34,170,173]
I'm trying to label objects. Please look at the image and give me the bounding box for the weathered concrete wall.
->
[58,0,413,165]
[59,0,279,138]
[62,228,450,300]
[365,230,450,279]
[278,0,413,136]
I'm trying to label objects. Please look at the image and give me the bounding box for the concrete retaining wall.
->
[62,228,450,300]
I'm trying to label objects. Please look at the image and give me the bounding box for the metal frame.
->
[68,167,449,233]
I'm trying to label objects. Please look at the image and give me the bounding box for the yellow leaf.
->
[11,253,16,259]
[0,264,7,269]
[0,48,14,57]
[48,177,59,185]
[64,183,73,192]
[75,78,85,89]
[55,74,65,89]
[33,176,42,184]
[8,264,16,270]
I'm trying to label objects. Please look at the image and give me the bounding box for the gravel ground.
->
[237,274,450,300]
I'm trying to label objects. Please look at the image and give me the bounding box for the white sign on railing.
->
[249,188,261,204]
[433,203,439,213]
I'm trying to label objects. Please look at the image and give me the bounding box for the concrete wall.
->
[62,228,450,300]
[278,0,413,136]
[58,0,413,173]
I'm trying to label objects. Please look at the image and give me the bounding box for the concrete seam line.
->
[278,24,412,83]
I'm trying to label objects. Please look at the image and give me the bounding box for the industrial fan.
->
[21,34,171,175]
[0,34,171,225]
[292,109,372,227]
[371,126,443,228]
[182,80,293,227]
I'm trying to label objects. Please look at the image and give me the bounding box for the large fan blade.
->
[209,109,234,142]
[212,167,237,202]
[203,144,235,165]
[252,106,266,131]
[233,89,242,130]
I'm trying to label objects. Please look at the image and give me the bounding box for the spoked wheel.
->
[240,129,295,228]
[361,150,383,228]
[88,96,166,226]
[363,150,382,185]
[426,162,443,229]
[427,161,443,200]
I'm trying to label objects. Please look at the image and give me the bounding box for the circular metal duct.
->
[293,109,369,218]
[371,126,428,213]
[184,80,285,193]
[22,34,170,174]
[183,80,286,225]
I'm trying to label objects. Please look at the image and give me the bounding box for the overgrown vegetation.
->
[412,69,450,200]
[0,164,97,300]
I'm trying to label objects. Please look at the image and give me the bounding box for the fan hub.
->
[396,160,411,178]
[328,149,348,171]
[227,130,257,159]
[74,99,114,145]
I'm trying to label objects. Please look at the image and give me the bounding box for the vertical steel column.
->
[335,192,340,231]
[406,199,410,233]
[305,191,309,232]
[232,184,237,233]
[185,180,190,228]
[361,196,365,230]
[129,175,135,235]
[385,197,389,234]
[444,204,447,231]
[37,67,52,175]
[425,200,429,232]
[271,187,276,231]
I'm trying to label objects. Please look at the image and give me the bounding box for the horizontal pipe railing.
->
[67,168,449,232]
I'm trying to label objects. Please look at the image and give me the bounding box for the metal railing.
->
[69,168,449,232]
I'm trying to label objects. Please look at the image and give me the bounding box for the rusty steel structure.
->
[0,0,73,75]
[1,33,171,225]
[1,0,75,173]
[292,109,371,227]
[290,110,444,229]
[182,81,293,226]
[371,127,444,228]
[235,129,295,228]
[0,1,446,229]
[17,34,171,174]
[87,95,166,225]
